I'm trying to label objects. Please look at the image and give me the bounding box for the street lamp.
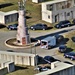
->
[34,43,38,70]
[28,28,32,53]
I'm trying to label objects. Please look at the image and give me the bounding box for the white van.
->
[40,36,56,49]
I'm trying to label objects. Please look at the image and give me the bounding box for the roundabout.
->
[5,37,36,48]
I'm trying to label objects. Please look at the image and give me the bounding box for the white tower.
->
[17,0,30,45]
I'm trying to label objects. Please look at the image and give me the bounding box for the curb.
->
[5,37,35,48]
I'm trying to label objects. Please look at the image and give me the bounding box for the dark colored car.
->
[72,19,75,24]
[55,20,71,28]
[58,45,67,53]
[44,56,56,64]
[30,23,48,30]
[7,24,18,30]
[55,35,64,43]
[36,55,48,65]
[64,52,75,60]
[71,36,75,42]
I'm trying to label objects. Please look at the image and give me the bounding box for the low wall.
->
[0,51,35,66]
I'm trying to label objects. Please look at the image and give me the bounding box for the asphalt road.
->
[0,26,75,64]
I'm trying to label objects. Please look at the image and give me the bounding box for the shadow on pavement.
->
[35,30,68,40]
[33,29,72,49]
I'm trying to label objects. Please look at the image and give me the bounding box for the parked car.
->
[36,55,44,65]
[71,36,75,42]
[55,20,71,28]
[36,55,48,64]
[55,34,64,43]
[44,56,56,64]
[72,19,75,24]
[58,45,67,53]
[7,24,18,30]
[64,52,75,60]
[30,23,48,30]
[35,66,50,72]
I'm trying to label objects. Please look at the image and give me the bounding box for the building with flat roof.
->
[42,0,75,23]
[0,10,18,24]
[35,61,75,75]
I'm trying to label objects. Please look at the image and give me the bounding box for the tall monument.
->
[17,0,30,45]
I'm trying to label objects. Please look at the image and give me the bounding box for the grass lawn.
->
[6,65,39,75]
[64,30,75,51]
[0,0,52,27]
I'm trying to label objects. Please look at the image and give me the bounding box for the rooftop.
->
[0,59,11,64]
[0,10,18,16]
[41,36,56,42]
[35,61,74,75]
[42,0,67,5]
[0,51,35,57]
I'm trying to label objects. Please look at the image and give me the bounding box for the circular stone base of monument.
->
[5,37,37,48]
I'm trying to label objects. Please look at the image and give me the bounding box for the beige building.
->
[0,51,35,66]
[0,10,18,24]
[35,61,75,75]
[42,0,75,23]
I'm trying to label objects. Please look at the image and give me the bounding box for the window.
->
[67,2,71,8]
[41,41,47,45]
[47,4,53,11]
[48,15,50,19]
[67,12,70,16]
[74,0,75,4]
[48,41,50,43]
[62,6,64,9]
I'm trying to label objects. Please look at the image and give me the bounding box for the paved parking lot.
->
[0,26,75,64]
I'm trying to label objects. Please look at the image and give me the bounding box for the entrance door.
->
[55,14,59,23]
[64,12,66,20]
[9,63,15,72]
[22,37,26,44]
